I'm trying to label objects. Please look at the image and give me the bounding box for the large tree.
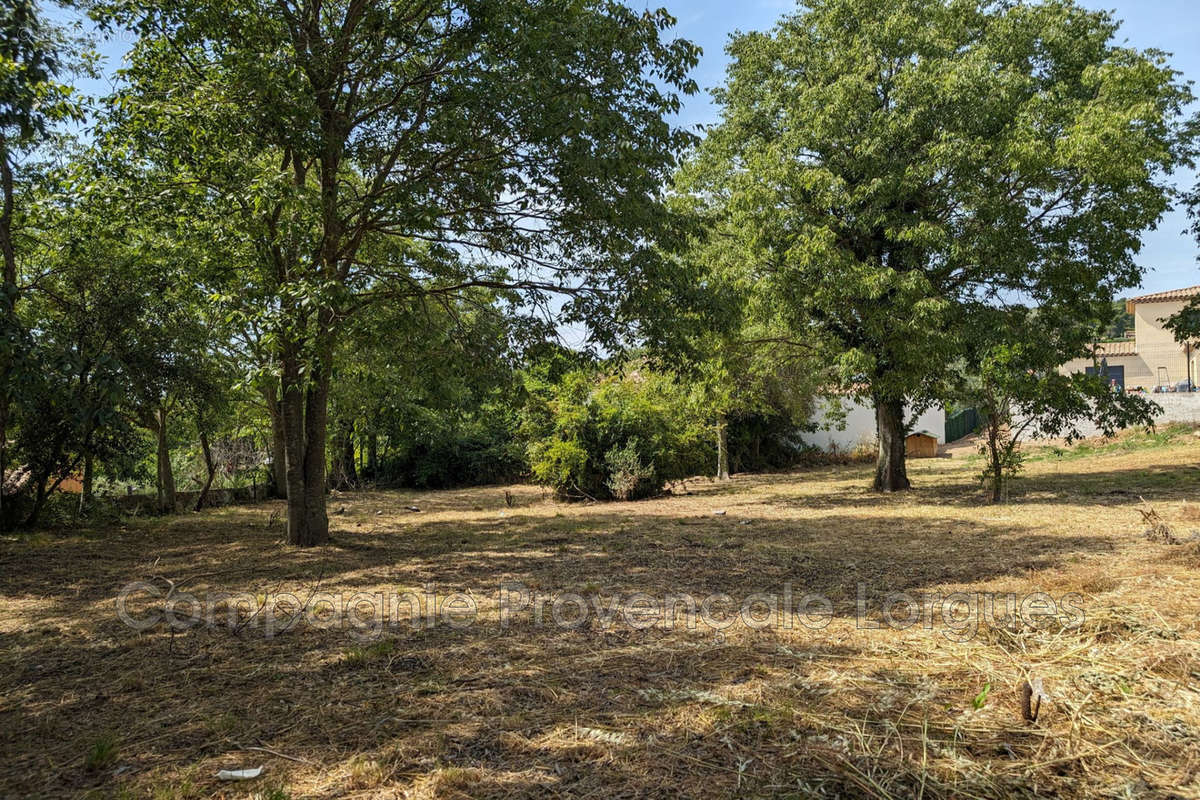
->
[5,167,177,526]
[686,0,1192,491]
[100,0,700,544]
[0,1,85,520]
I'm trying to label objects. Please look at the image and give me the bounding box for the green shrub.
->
[524,366,708,500]
[603,439,657,500]
[378,408,527,489]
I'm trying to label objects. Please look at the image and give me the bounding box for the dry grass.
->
[2,429,1200,799]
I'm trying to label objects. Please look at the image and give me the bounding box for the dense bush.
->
[376,408,527,489]
[725,410,814,473]
[525,367,710,500]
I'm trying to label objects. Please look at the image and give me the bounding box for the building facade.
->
[1061,285,1200,392]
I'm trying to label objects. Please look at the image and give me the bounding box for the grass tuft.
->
[84,733,119,772]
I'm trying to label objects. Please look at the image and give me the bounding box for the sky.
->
[74,0,1200,297]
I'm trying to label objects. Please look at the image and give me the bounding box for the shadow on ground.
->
[0,446,1197,798]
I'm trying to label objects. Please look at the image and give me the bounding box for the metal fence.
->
[944,407,981,442]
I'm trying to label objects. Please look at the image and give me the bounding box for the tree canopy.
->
[682,0,1193,491]
[97,0,702,543]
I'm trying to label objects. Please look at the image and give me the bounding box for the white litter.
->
[574,725,634,746]
[216,766,263,781]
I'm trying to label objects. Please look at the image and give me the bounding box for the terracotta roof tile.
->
[1093,340,1138,357]
[1128,285,1200,305]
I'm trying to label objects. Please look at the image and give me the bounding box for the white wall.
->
[1152,393,1200,424]
[805,397,946,453]
[1027,392,1200,440]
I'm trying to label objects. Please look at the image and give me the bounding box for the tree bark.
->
[194,430,216,511]
[0,401,7,526]
[983,410,1006,504]
[154,405,176,513]
[24,453,81,528]
[332,420,358,489]
[367,431,378,479]
[716,414,730,481]
[301,358,330,543]
[264,382,288,499]
[990,450,1004,504]
[281,348,309,543]
[0,147,14,290]
[78,451,94,516]
[873,395,911,492]
[24,477,48,528]
[280,337,331,547]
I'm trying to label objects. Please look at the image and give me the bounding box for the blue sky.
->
[76,0,1200,296]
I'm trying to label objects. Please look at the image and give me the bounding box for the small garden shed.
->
[905,431,939,459]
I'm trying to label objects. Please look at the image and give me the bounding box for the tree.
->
[327,284,539,490]
[1166,302,1200,345]
[964,305,1158,503]
[1165,182,1200,349]
[122,293,221,515]
[0,1,86,520]
[99,0,700,545]
[686,316,822,481]
[523,362,709,501]
[685,0,1193,491]
[6,171,162,526]
[1104,300,1135,340]
[676,209,825,481]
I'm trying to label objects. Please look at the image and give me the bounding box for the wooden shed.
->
[905,431,939,459]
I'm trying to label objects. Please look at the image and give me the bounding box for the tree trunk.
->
[983,411,1005,504]
[24,477,48,528]
[78,451,94,516]
[23,452,80,528]
[0,148,14,291]
[0,147,15,526]
[367,431,378,479]
[716,414,730,481]
[264,382,288,499]
[873,395,911,492]
[280,340,331,547]
[301,361,330,543]
[332,421,358,489]
[990,452,1003,503]
[155,406,176,513]
[0,402,7,526]
[194,430,216,511]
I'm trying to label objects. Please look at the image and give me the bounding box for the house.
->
[1060,285,1200,392]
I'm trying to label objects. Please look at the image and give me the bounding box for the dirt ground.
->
[3,428,1200,799]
